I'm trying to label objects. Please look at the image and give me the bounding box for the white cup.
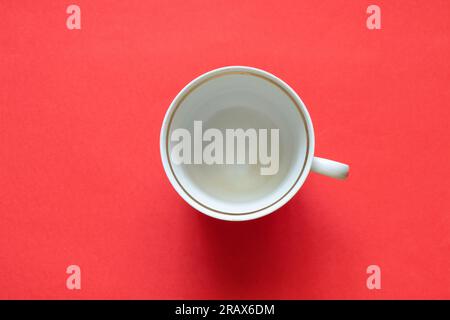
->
[160,66,349,221]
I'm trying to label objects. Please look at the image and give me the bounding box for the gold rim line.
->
[165,70,310,216]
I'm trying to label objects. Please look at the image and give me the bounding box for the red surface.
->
[1,0,449,299]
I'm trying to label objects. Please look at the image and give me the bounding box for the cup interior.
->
[164,69,310,216]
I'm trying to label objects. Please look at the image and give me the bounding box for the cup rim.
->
[160,66,315,221]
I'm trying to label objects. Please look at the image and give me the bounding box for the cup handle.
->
[311,157,349,180]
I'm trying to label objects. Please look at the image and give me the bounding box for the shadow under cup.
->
[164,69,311,218]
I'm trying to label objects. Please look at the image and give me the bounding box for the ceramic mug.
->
[160,66,349,221]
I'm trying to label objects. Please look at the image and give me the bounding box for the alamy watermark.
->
[170,121,280,175]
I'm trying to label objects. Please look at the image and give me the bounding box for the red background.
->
[1,0,449,299]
